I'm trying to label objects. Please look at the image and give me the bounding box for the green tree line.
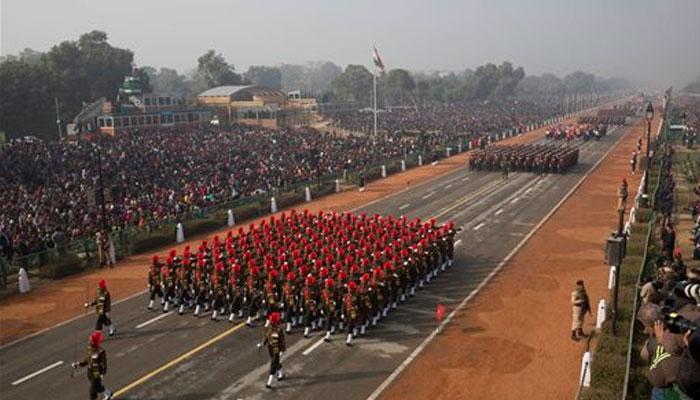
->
[0,30,631,141]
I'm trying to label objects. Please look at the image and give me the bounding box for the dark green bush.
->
[131,227,174,254]
[39,254,83,279]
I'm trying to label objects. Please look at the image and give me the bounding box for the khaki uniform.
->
[571,286,590,330]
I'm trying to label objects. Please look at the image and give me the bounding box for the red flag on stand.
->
[436,303,446,323]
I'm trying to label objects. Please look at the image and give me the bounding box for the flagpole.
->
[373,71,378,139]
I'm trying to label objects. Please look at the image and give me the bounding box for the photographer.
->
[643,280,700,399]
[678,328,700,398]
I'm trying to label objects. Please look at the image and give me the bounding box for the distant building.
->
[71,70,210,136]
[197,85,318,128]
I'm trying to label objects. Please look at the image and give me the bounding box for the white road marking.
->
[0,288,149,351]
[494,209,504,216]
[422,191,436,200]
[135,312,172,329]
[473,222,486,231]
[512,221,535,226]
[444,184,453,190]
[454,239,463,247]
[525,188,533,193]
[510,197,519,204]
[399,203,410,210]
[366,122,627,400]
[11,361,63,385]
[461,177,469,182]
[302,337,326,356]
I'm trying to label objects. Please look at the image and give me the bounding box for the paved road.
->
[0,125,628,400]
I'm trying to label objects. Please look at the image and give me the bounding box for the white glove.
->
[84,303,89,308]
[71,362,79,369]
[256,343,263,349]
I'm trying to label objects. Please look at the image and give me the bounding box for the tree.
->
[144,67,188,95]
[307,61,342,95]
[196,50,242,89]
[384,69,416,106]
[0,59,56,139]
[0,31,134,140]
[76,30,134,102]
[563,71,596,94]
[329,65,374,106]
[244,66,282,89]
[279,61,342,95]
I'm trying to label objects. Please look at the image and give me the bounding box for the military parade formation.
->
[142,209,456,386]
[468,143,580,174]
[545,123,609,141]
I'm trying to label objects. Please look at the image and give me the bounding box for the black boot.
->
[576,328,587,339]
[571,330,579,341]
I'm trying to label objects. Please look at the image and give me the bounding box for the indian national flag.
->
[372,46,386,73]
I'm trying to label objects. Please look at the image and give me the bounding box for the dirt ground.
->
[380,115,661,400]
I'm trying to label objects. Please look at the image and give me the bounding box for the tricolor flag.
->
[372,46,385,73]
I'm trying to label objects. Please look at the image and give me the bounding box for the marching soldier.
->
[443,222,457,268]
[282,272,298,333]
[358,273,374,331]
[245,269,262,327]
[193,270,208,317]
[175,259,192,315]
[227,264,244,322]
[161,265,176,313]
[302,275,318,337]
[343,281,360,345]
[85,279,115,336]
[257,312,286,389]
[71,331,112,400]
[571,280,591,341]
[210,271,226,321]
[321,278,338,341]
[147,255,164,310]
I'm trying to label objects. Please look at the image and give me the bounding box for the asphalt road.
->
[0,125,629,400]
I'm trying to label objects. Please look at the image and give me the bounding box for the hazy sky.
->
[2,0,699,88]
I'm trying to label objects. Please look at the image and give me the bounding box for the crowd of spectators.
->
[0,123,440,261]
[0,98,571,263]
[636,142,700,399]
[325,100,552,139]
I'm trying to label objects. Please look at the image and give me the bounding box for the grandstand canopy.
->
[197,85,286,102]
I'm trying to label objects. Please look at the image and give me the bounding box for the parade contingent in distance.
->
[468,143,580,174]
[545,123,609,141]
[131,208,456,388]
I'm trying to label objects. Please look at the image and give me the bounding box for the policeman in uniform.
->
[85,279,115,336]
[72,331,112,400]
[571,280,591,341]
[258,312,286,389]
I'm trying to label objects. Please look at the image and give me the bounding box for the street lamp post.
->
[94,142,108,233]
[617,179,628,236]
[643,102,654,195]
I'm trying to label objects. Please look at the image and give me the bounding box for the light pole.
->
[643,102,654,195]
[93,142,108,233]
[617,179,628,236]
